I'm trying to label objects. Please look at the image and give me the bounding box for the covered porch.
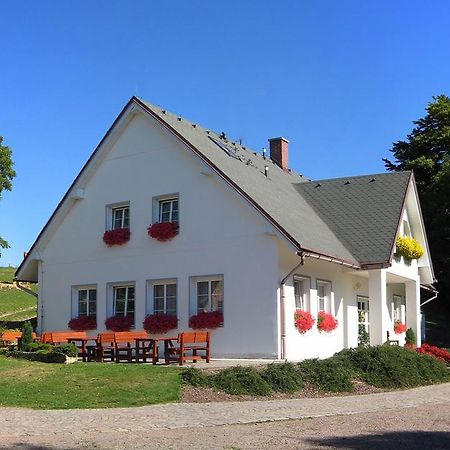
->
[366,269,421,347]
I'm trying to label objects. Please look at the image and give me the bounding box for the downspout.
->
[279,252,305,360]
[420,285,438,307]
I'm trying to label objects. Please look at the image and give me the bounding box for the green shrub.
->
[262,363,304,393]
[405,328,416,345]
[336,346,450,388]
[210,366,271,396]
[20,321,33,351]
[52,343,78,357]
[298,358,354,392]
[358,324,370,348]
[181,367,208,386]
[26,342,53,354]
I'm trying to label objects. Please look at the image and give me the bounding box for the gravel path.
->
[0,383,449,449]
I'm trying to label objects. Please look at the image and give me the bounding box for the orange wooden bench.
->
[114,331,148,363]
[0,331,22,347]
[165,331,210,366]
[96,332,116,362]
[42,331,88,344]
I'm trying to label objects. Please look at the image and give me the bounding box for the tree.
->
[383,94,450,313]
[0,136,16,254]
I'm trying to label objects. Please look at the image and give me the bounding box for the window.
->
[112,205,129,230]
[113,285,135,324]
[159,198,178,223]
[153,281,177,315]
[403,220,411,237]
[393,295,405,323]
[317,280,331,313]
[357,296,369,332]
[72,285,96,317]
[294,276,310,310]
[195,277,223,314]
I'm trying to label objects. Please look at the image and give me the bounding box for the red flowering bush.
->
[105,315,133,331]
[317,311,338,332]
[417,343,450,364]
[294,310,315,334]
[143,313,178,334]
[189,311,223,329]
[394,320,407,334]
[147,222,179,242]
[103,228,130,246]
[68,315,97,331]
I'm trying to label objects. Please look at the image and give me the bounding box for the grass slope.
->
[0,356,181,409]
[0,267,37,322]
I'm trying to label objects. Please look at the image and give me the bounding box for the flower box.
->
[68,315,97,331]
[103,228,130,246]
[394,320,407,334]
[147,222,179,242]
[189,311,223,329]
[143,313,178,334]
[294,310,315,334]
[105,315,133,332]
[317,311,338,333]
[395,236,424,260]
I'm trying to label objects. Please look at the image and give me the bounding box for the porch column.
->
[405,277,421,347]
[368,269,389,345]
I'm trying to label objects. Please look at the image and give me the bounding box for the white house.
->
[16,97,435,360]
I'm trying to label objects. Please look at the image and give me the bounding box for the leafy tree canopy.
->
[384,95,450,310]
[0,136,16,252]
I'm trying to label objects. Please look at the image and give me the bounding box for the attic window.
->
[403,220,411,237]
[209,136,240,160]
[106,202,130,231]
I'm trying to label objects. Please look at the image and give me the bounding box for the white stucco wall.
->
[38,111,280,358]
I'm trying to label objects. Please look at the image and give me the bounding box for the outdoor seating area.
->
[0,329,211,365]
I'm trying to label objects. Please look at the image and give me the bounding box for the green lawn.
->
[0,266,15,283]
[0,356,181,409]
[0,288,37,318]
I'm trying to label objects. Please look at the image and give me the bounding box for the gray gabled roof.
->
[138,98,411,267]
[297,172,412,265]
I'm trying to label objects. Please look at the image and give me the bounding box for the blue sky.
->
[0,1,449,267]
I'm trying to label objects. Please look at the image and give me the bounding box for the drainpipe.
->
[420,285,438,307]
[279,252,305,360]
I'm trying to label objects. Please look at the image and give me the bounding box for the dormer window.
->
[159,198,178,223]
[112,205,129,230]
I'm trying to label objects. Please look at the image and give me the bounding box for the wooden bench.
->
[165,331,211,366]
[0,331,22,347]
[114,331,148,363]
[96,332,116,362]
[42,331,88,344]
[386,331,399,346]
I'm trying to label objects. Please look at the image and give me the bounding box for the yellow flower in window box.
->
[395,236,424,260]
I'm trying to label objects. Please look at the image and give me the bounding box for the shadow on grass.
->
[307,430,450,449]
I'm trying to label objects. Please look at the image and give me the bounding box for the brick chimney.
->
[269,137,289,172]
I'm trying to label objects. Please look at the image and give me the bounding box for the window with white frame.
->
[393,295,406,323]
[153,281,177,315]
[357,296,370,332]
[294,276,310,310]
[112,205,129,229]
[317,280,332,313]
[159,198,178,223]
[113,285,135,324]
[403,220,411,237]
[194,276,223,314]
[72,286,96,317]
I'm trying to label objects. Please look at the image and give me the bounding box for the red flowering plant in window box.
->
[317,311,338,333]
[105,315,133,332]
[189,311,223,329]
[147,222,179,242]
[394,320,407,334]
[143,314,178,335]
[68,315,97,331]
[103,228,130,246]
[294,310,315,334]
